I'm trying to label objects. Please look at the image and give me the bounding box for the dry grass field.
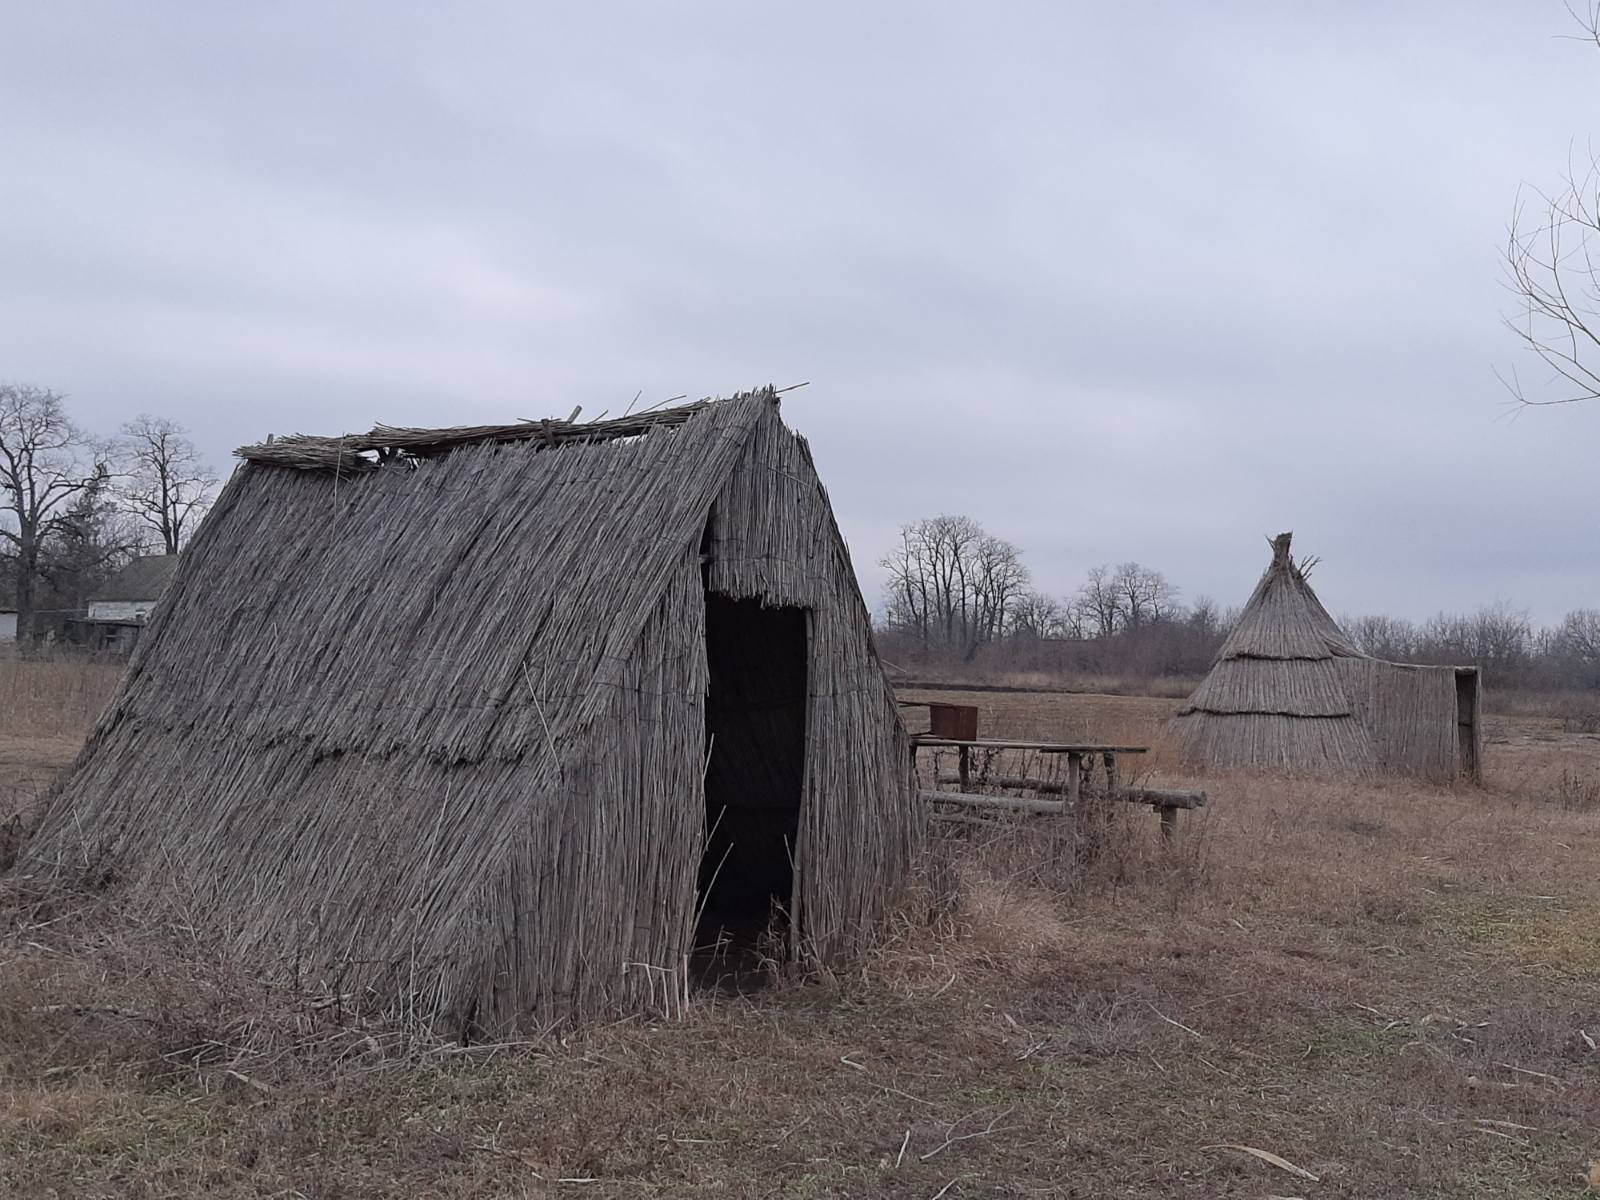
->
[3,666,1599,1197]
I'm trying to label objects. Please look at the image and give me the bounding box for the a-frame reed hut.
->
[24,389,919,1031]
[1170,533,1482,781]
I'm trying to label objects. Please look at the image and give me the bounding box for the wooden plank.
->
[911,738,1149,754]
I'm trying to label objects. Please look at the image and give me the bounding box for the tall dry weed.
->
[0,657,122,739]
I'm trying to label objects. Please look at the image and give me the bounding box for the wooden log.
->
[938,771,1069,795]
[1127,786,1206,809]
[932,774,1206,810]
[923,789,1066,816]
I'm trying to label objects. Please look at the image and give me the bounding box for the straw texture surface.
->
[1172,533,1472,780]
[25,390,916,1029]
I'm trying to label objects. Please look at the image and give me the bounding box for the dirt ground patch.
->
[3,686,1599,1197]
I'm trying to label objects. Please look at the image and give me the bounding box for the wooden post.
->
[1065,751,1082,809]
[1158,805,1179,841]
[1102,751,1119,798]
[958,744,970,792]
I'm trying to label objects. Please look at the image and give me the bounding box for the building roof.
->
[26,388,916,1028]
[91,554,180,602]
[1172,533,1377,774]
[1171,533,1471,778]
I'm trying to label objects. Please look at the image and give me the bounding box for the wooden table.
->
[910,736,1148,804]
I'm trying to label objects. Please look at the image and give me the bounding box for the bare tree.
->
[1010,590,1068,640]
[970,534,1030,648]
[37,472,150,612]
[115,414,219,554]
[1069,562,1180,638]
[0,384,110,640]
[879,515,1031,658]
[1502,3,1600,406]
[1111,561,1180,628]
[1552,608,1600,686]
[1071,565,1123,640]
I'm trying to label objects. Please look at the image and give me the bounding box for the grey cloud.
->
[2,1,1597,625]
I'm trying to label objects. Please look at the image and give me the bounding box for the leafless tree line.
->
[878,514,1226,675]
[0,383,219,640]
[878,516,1031,660]
[1344,603,1600,690]
[879,514,1600,691]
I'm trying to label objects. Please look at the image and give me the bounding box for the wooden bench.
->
[911,736,1203,838]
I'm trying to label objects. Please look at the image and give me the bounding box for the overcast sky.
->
[4,2,1598,623]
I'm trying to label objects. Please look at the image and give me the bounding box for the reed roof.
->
[27,388,863,1022]
[235,401,717,473]
[1172,532,1473,778]
[1179,533,1364,721]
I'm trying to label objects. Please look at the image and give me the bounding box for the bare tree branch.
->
[1503,7,1600,406]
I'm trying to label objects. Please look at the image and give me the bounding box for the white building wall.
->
[86,600,155,622]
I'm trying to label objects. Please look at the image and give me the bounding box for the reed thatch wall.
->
[1171,533,1476,781]
[23,389,916,1030]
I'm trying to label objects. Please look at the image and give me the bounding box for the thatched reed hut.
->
[1170,533,1482,781]
[24,389,919,1030]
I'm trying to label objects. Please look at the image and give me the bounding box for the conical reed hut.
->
[23,389,919,1031]
[1170,533,1482,780]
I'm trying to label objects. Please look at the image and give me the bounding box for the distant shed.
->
[67,554,181,654]
[25,390,920,1031]
[1170,534,1482,781]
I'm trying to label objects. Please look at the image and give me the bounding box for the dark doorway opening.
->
[695,593,809,989]
[1455,668,1481,782]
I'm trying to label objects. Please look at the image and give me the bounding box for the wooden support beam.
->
[923,789,1067,816]
[932,774,1206,810]
[922,787,1206,815]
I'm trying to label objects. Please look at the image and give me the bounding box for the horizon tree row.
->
[878,514,1600,692]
